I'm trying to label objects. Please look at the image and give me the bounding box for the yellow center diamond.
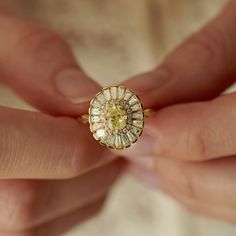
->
[107,104,128,130]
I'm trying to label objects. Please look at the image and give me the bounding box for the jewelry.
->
[80,86,152,150]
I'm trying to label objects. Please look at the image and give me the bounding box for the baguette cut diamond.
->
[88,86,144,149]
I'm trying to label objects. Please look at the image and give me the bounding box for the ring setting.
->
[83,86,150,150]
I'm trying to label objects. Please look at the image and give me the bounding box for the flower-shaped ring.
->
[80,86,152,150]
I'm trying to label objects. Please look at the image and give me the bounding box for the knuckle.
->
[0,181,38,231]
[191,123,215,160]
[185,24,226,65]
[16,27,71,62]
[194,128,210,159]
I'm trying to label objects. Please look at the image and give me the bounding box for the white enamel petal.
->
[131,126,142,136]
[91,116,100,123]
[90,107,100,115]
[118,87,125,99]
[124,90,132,101]
[114,135,122,148]
[133,120,144,128]
[97,93,106,104]
[131,103,142,111]
[95,129,106,138]
[132,111,144,120]
[107,134,115,148]
[91,99,101,108]
[111,87,118,99]
[103,89,111,100]
[128,95,139,105]
[91,123,103,131]
[126,131,136,142]
[121,134,130,147]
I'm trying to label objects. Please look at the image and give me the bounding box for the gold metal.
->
[80,108,152,124]
[78,86,153,150]
[144,109,153,118]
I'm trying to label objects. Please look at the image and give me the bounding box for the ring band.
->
[78,86,152,150]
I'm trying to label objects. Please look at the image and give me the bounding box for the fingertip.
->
[0,13,101,116]
[54,68,100,105]
[123,68,170,94]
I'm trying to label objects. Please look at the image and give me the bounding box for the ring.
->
[79,86,152,150]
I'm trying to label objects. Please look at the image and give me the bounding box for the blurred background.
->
[1,0,236,235]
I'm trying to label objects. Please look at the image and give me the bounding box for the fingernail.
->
[55,68,100,104]
[139,170,161,188]
[129,165,161,189]
[121,132,155,156]
[127,155,155,171]
[116,132,156,170]
[125,68,171,94]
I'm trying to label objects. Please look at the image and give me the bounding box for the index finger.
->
[129,92,236,161]
[0,11,100,116]
[0,106,109,179]
[124,0,236,108]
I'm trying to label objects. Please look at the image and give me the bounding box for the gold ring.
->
[79,86,153,150]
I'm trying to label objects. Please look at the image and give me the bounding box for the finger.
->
[3,198,105,236]
[35,198,105,236]
[155,157,236,224]
[126,162,236,226]
[155,156,236,214]
[0,160,122,232]
[0,106,112,178]
[124,0,236,108]
[122,92,236,161]
[130,155,236,224]
[165,189,236,225]
[0,12,100,116]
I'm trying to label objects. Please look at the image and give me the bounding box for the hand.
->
[0,11,123,235]
[120,0,236,224]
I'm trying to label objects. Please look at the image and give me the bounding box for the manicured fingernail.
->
[125,68,171,94]
[55,68,100,104]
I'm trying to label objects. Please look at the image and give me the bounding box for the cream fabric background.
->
[0,1,236,235]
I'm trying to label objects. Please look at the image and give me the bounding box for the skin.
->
[0,8,124,236]
[1,0,236,234]
[121,0,236,225]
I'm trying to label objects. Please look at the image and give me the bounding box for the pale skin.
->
[122,0,236,225]
[0,0,236,235]
[0,9,123,236]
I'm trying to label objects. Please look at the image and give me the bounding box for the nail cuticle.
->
[54,68,100,103]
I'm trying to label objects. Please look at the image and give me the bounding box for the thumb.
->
[124,0,236,109]
[0,12,100,116]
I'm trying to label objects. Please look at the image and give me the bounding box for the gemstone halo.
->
[88,86,144,149]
